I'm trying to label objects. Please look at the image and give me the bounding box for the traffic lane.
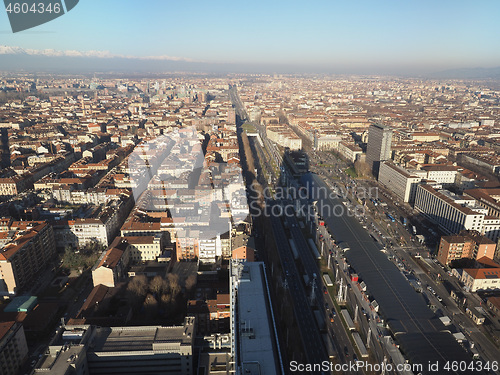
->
[281,204,361,373]
[308,174,500,370]
[306,174,444,327]
[269,213,328,369]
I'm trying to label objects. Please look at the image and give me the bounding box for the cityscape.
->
[1,2,500,375]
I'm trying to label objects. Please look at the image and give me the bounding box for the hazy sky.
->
[1,0,500,74]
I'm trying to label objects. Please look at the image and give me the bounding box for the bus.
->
[386,213,395,222]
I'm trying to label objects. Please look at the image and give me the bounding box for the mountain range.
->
[1,45,499,78]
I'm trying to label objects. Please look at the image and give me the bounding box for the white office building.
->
[378,161,425,203]
[414,185,500,241]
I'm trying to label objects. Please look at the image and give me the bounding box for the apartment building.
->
[175,229,200,261]
[54,197,133,248]
[461,258,500,292]
[92,237,130,288]
[378,161,424,203]
[187,294,230,335]
[0,175,32,197]
[415,185,500,242]
[0,222,56,296]
[232,246,255,262]
[0,322,28,375]
[437,231,496,266]
[464,188,500,218]
[266,125,302,150]
[125,235,164,263]
[462,153,500,175]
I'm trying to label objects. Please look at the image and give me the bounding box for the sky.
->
[1,0,500,74]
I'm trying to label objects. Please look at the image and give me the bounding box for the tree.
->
[149,275,168,296]
[185,274,197,292]
[167,273,181,298]
[127,275,148,310]
[143,293,158,318]
[160,293,172,311]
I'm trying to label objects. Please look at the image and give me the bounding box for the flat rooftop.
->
[235,262,277,375]
[92,321,194,353]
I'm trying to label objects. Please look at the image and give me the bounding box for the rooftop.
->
[234,261,278,375]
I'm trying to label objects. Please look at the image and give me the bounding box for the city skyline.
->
[1,0,500,75]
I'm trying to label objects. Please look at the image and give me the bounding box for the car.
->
[330,313,334,323]
[344,346,349,357]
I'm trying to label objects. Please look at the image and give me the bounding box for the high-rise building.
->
[366,124,392,177]
[0,128,10,169]
[437,230,496,266]
[0,222,56,296]
[0,322,28,375]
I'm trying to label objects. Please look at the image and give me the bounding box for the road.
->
[302,172,479,375]
[268,202,329,374]
[283,206,360,370]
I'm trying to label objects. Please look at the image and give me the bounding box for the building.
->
[378,161,424,203]
[437,231,496,266]
[0,321,28,375]
[54,197,132,248]
[461,258,500,292]
[0,175,32,197]
[461,154,500,175]
[175,229,200,261]
[421,165,459,187]
[35,317,195,375]
[487,296,500,316]
[314,133,341,151]
[366,124,392,177]
[266,125,302,150]
[415,185,500,242]
[232,246,255,262]
[338,141,363,163]
[198,232,222,264]
[415,185,484,234]
[187,293,230,335]
[283,149,308,178]
[230,261,279,375]
[124,235,164,263]
[91,237,130,288]
[464,188,500,218]
[0,222,56,296]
